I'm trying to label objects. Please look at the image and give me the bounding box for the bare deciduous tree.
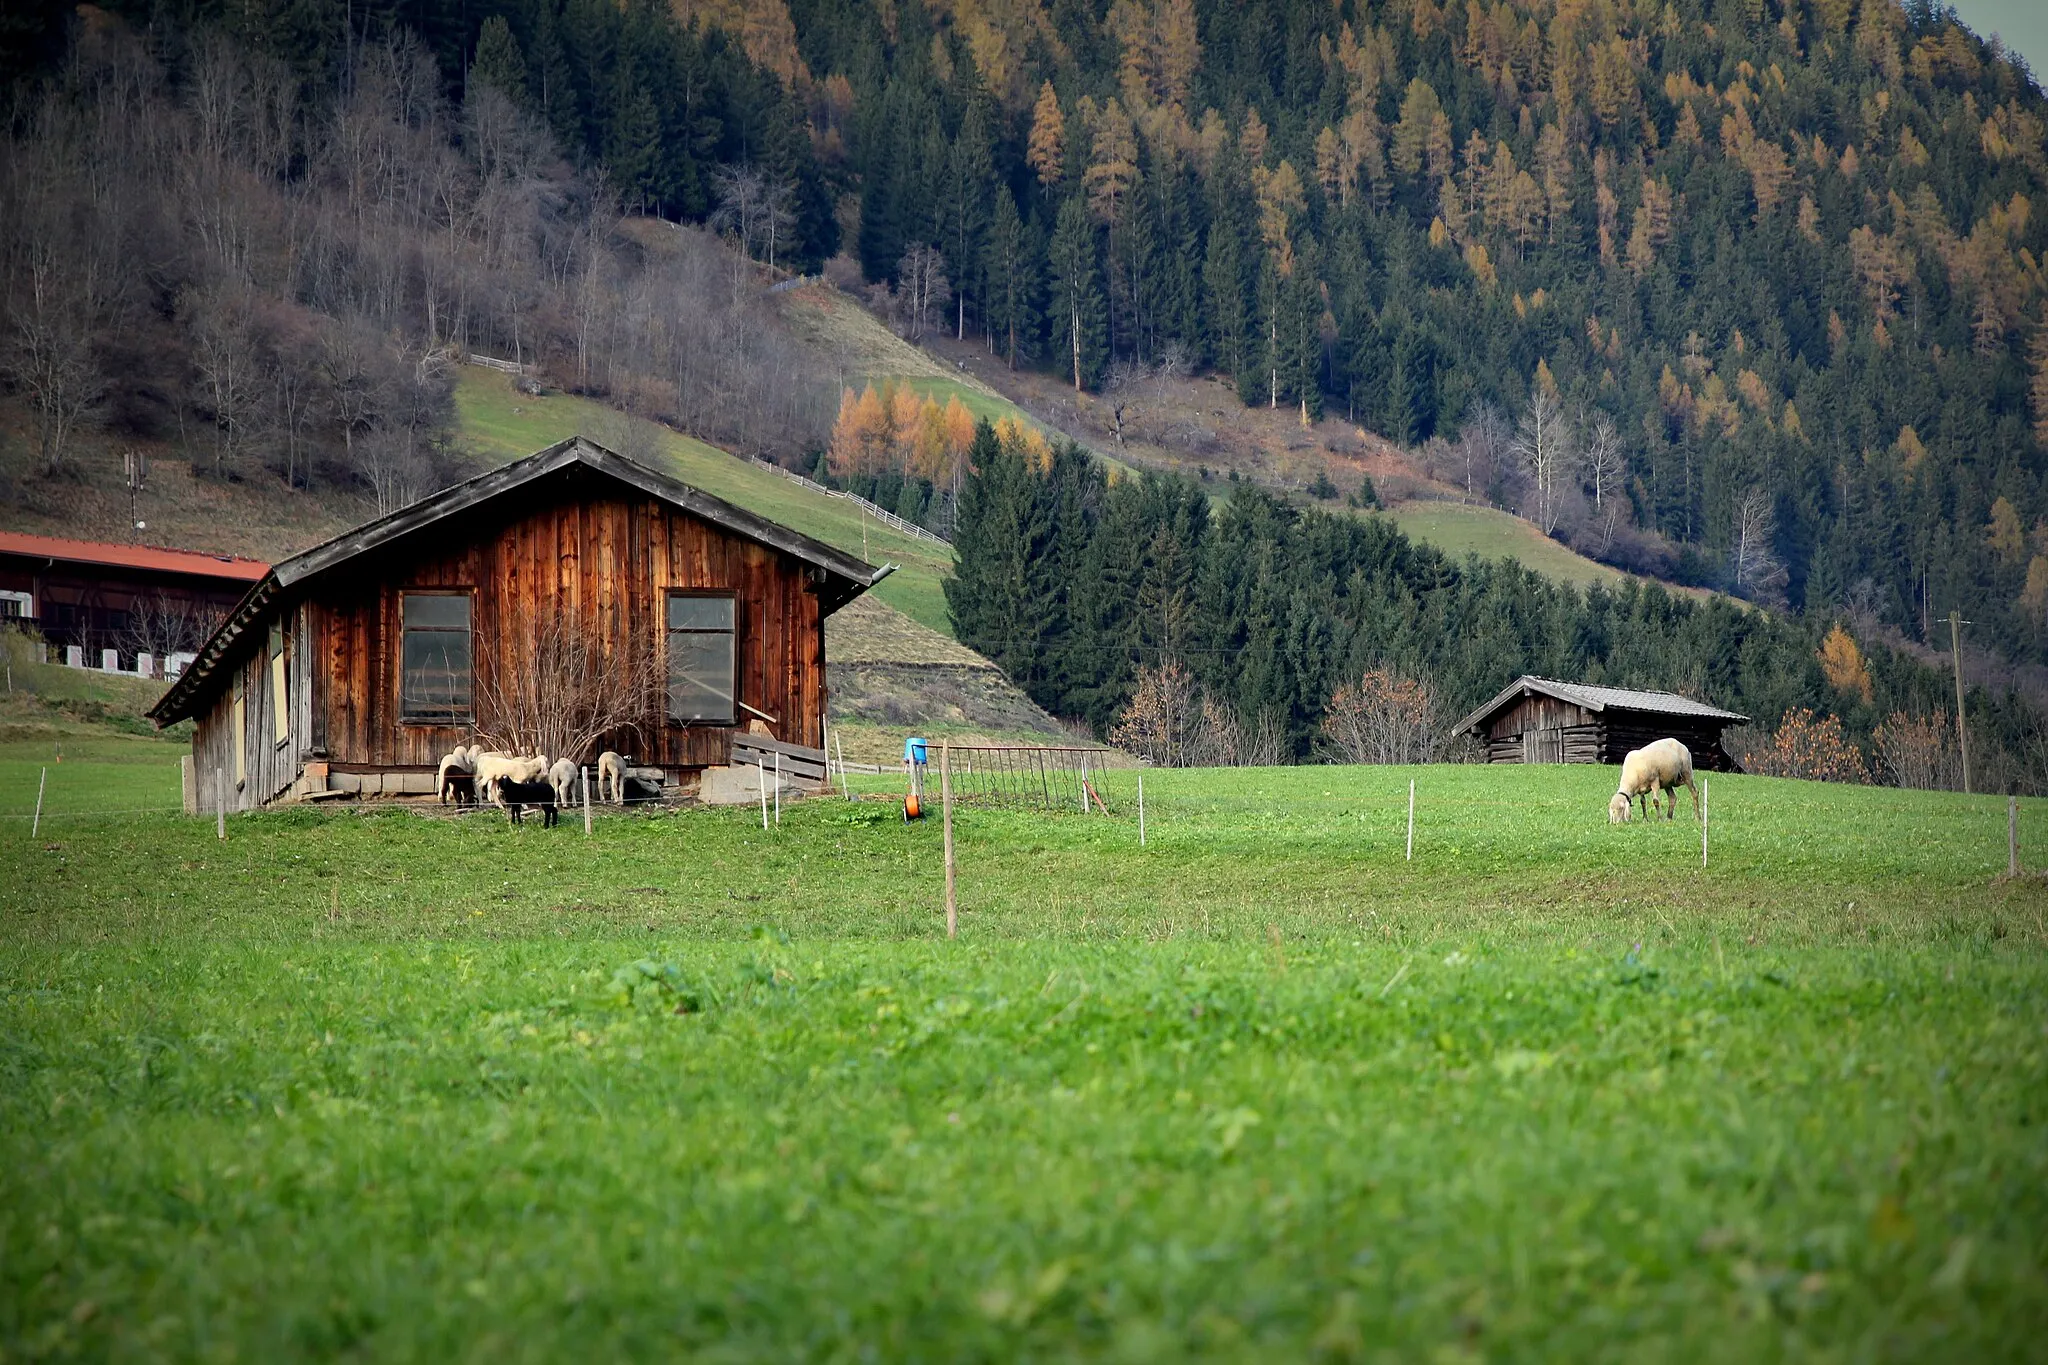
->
[474,606,664,765]
[1729,486,1787,600]
[896,244,950,342]
[1512,386,1572,534]
[1456,400,1511,504]
[1322,666,1447,764]
[1580,410,1627,552]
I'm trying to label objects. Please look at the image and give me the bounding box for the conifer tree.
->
[1048,195,1108,391]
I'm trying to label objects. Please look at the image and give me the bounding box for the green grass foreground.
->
[3,759,2045,1360]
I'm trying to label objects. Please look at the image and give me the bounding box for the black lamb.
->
[497,777,558,827]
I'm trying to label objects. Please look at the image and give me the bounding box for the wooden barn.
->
[148,436,890,811]
[1453,676,1749,771]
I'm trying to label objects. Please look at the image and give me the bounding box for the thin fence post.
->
[758,760,769,831]
[216,766,226,841]
[942,741,956,939]
[774,752,782,825]
[1406,778,1415,861]
[1998,794,2015,879]
[1138,773,1146,848]
[582,766,592,836]
[32,767,46,839]
[1702,775,1709,868]
[835,731,850,800]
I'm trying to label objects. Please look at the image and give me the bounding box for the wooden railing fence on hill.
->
[743,456,952,547]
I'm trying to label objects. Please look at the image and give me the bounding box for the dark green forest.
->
[947,421,2048,785]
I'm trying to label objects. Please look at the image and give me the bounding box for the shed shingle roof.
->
[1453,675,1749,737]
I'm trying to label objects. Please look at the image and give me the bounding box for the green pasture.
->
[3,756,2045,1360]
[1383,501,1629,591]
[454,372,955,635]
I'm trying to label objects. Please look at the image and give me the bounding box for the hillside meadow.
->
[2,741,2044,1360]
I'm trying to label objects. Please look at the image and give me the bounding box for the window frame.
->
[664,590,739,727]
[231,674,247,788]
[397,589,475,727]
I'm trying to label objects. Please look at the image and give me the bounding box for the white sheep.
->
[1609,737,1700,823]
[548,757,580,808]
[475,752,548,807]
[597,751,626,804]
[436,745,481,804]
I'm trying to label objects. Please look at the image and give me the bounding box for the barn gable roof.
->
[148,436,893,725]
[1453,675,1749,738]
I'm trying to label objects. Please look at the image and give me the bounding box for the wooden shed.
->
[148,436,890,811]
[1452,676,1749,771]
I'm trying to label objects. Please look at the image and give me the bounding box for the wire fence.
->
[931,745,1122,812]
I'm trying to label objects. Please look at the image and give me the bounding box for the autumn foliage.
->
[1817,624,1874,705]
[1738,709,1872,785]
[827,383,979,484]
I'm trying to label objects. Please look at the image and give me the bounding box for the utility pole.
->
[1949,609,1972,795]
[124,449,149,541]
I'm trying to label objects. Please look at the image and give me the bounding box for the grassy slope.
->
[455,371,956,635]
[3,752,2045,1359]
[1383,502,1633,590]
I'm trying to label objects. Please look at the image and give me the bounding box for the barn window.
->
[400,592,473,723]
[269,623,289,746]
[666,593,736,724]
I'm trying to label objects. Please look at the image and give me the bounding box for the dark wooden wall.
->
[1479,692,1740,770]
[303,477,826,773]
[191,599,309,813]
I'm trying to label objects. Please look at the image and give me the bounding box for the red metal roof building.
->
[0,530,269,677]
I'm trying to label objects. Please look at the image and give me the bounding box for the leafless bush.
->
[1321,666,1448,764]
[1110,661,1286,767]
[1873,709,1964,791]
[474,606,663,764]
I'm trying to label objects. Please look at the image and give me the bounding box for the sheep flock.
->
[434,745,632,825]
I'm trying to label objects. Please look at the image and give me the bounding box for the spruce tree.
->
[1048,195,1108,392]
[471,17,528,103]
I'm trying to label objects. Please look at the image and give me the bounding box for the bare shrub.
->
[1321,666,1447,764]
[1873,709,1964,791]
[119,594,226,667]
[1731,708,1871,784]
[1110,662,1285,767]
[1108,659,1205,767]
[474,606,663,764]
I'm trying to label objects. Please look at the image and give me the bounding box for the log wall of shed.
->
[303,480,825,773]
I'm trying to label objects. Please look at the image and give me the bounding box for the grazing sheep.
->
[548,757,580,808]
[475,752,548,807]
[496,776,559,827]
[597,751,626,804]
[437,746,480,805]
[1610,737,1699,823]
[440,768,477,806]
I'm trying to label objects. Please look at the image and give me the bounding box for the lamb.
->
[597,751,627,804]
[496,776,559,827]
[1609,737,1700,823]
[548,757,580,809]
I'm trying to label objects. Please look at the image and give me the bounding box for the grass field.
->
[1383,502,1633,591]
[4,738,2045,1359]
[454,371,956,636]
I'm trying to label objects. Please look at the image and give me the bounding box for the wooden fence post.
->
[758,761,769,831]
[1406,778,1415,861]
[835,731,850,800]
[942,741,956,939]
[1138,774,1145,847]
[216,766,226,841]
[1998,794,2015,879]
[32,767,45,839]
[582,766,592,836]
[1702,776,1709,868]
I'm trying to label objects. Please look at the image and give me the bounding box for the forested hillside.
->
[771,0,2048,667]
[943,420,2048,786]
